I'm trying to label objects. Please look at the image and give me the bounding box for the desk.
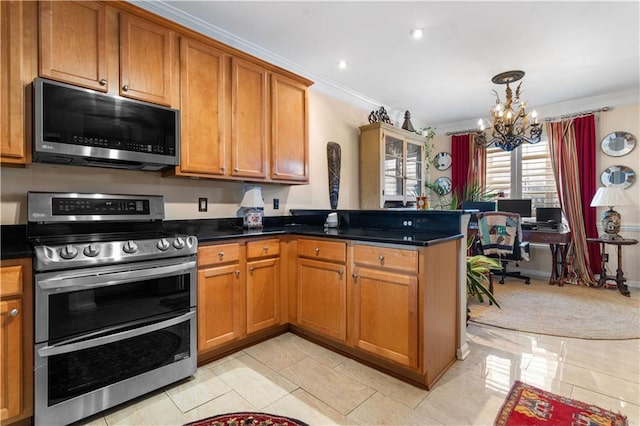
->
[587,238,638,297]
[522,230,572,285]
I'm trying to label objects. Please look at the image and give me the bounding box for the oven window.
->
[49,274,191,342]
[47,321,191,406]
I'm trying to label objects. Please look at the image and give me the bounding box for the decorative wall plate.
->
[433,152,452,171]
[601,132,636,157]
[600,165,635,188]
[434,176,452,195]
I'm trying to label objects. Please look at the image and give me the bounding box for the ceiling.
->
[137,1,640,131]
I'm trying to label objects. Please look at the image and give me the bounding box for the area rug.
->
[184,412,309,426]
[495,380,628,426]
[468,278,640,339]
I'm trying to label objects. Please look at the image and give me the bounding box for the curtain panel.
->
[451,134,471,199]
[545,115,600,286]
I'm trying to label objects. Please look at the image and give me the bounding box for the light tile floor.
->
[78,313,640,425]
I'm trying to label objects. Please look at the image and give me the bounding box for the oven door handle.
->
[37,260,195,291]
[37,310,195,358]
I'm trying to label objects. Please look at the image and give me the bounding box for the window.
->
[485,139,559,213]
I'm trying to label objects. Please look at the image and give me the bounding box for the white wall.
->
[0,90,368,224]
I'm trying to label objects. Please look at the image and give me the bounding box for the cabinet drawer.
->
[198,243,241,267]
[297,239,346,263]
[353,244,418,273]
[247,239,280,259]
[0,265,23,297]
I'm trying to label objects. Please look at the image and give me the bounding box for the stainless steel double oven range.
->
[28,192,198,426]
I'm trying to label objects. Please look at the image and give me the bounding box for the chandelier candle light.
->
[476,70,542,151]
[590,186,633,240]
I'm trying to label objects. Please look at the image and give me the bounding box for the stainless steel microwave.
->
[33,78,179,171]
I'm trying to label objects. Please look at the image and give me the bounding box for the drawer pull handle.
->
[315,247,320,255]
[218,252,225,258]
[9,308,19,317]
[263,246,269,252]
[378,255,385,262]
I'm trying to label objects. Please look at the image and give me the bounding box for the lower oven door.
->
[33,257,197,426]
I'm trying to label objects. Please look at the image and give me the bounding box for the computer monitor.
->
[497,199,532,218]
[461,200,496,212]
[536,207,562,224]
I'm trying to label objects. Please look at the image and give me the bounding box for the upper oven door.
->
[34,257,196,344]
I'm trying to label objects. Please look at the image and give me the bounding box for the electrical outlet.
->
[273,198,279,209]
[604,253,609,262]
[198,197,208,212]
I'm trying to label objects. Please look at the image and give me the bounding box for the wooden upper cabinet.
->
[39,1,109,92]
[271,73,309,182]
[177,36,227,176]
[1,1,36,165]
[231,57,268,179]
[119,13,175,105]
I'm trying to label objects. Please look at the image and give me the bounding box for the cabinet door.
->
[39,1,110,91]
[198,264,244,352]
[231,57,268,178]
[352,267,418,368]
[383,133,404,201]
[246,258,280,334]
[270,73,308,182]
[119,13,174,105]
[1,1,35,165]
[178,37,227,176]
[405,140,424,202]
[0,299,22,422]
[297,258,346,341]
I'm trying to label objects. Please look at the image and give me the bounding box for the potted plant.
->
[467,253,502,307]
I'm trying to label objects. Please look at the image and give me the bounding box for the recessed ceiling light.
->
[338,60,348,69]
[410,28,424,40]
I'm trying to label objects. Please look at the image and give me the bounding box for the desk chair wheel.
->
[525,278,530,284]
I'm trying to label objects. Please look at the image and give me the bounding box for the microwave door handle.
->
[37,311,195,358]
[37,260,195,291]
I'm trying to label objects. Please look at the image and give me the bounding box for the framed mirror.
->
[601,132,636,157]
[433,152,452,171]
[433,176,452,195]
[600,165,635,189]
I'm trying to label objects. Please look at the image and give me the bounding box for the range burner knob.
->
[123,240,138,254]
[157,238,170,251]
[83,244,101,257]
[173,237,185,249]
[59,244,78,259]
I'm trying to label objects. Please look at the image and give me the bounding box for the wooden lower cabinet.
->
[297,258,347,341]
[0,258,33,425]
[246,238,281,334]
[351,266,418,369]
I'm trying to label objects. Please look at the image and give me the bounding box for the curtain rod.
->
[446,128,479,136]
[544,106,610,122]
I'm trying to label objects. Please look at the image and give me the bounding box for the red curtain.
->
[574,115,601,274]
[451,134,470,198]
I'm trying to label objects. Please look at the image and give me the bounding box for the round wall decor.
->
[433,176,452,195]
[433,152,452,171]
[601,132,636,157]
[600,165,635,188]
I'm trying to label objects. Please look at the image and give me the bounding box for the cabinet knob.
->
[352,273,358,279]
[263,246,269,252]
[314,247,320,255]
[338,270,344,277]
[378,255,385,262]
[218,251,225,258]
[99,79,107,86]
[122,84,129,92]
[234,168,238,172]
[235,270,240,278]
[221,166,226,171]
[9,308,19,317]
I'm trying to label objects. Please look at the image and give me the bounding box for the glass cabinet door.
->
[384,135,404,198]
[406,141,423,199]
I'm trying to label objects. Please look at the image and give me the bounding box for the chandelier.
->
[476,70,542,151]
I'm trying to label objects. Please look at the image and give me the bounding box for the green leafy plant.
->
[467,254,502,307]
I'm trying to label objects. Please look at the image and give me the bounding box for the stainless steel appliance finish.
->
[29,193,197,426]
[33,78,179,171]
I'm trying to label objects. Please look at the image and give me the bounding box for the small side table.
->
[587,238,639,297]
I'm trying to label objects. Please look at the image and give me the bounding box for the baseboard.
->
[507,267,640,289]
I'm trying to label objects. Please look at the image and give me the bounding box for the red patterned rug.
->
[495,381,628,426]
[184,412,309,426]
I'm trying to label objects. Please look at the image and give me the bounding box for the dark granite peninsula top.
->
[1,209,465,259]
[164,209,465,247]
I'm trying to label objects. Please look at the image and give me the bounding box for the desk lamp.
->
[590,186,633,240]
[240,186,265,229]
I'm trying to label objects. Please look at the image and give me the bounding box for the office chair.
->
[476,211,531,284]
